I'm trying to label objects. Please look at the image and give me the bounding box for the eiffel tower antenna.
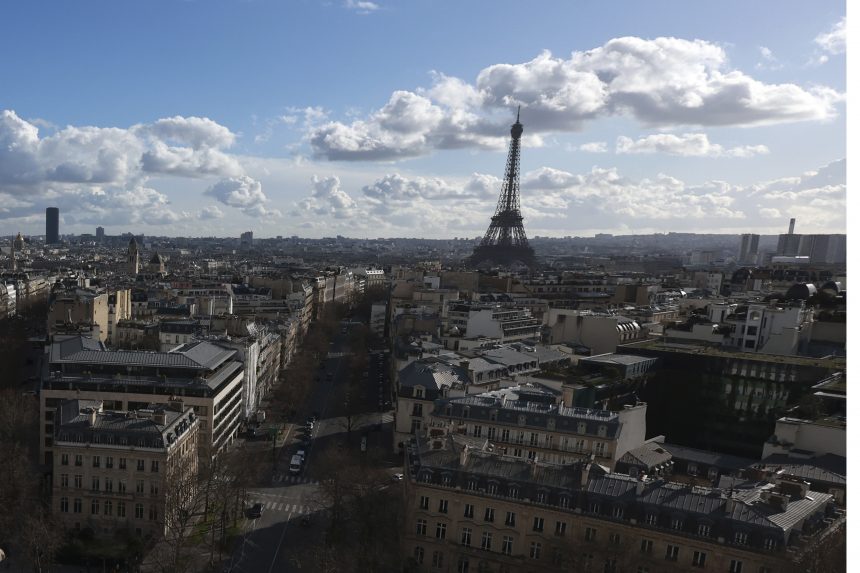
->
[468,108,535,269]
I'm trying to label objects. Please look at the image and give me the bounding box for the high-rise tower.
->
[468,109,535,269]
[128,237,140,276]
[46,207,59,244]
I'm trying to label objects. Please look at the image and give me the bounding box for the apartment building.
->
[41,335,244,465]
[403,434,840,573]
[428,386,647,470]
[446,303,542,344]
[51,399,199,539]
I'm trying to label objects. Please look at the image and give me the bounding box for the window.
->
[513,448,522,458]
[151,460,159,472]
[60,474,69,488]
[432,551,443,568]
[734,532,748,545]
[536,491,546,503]
[692,551,706,567]
[671,517,683,530]
[61,453,69,466]
[484,508,495,522]
[589,501,601,514]
[502,536,513,556]
[73,498,82,513]
[665,544,679,561]
[104,500,113,516]
[75,455,83,467]
[91,477,100,491]
[149,506,158,521]
[645,513,657,525]
[461,527,472,547]
[555,521,567,536]
[438,499,448,513]
[420,496,429,510]
[117,502,126,518]
[92,455,100,468]
[594,442,606,457]
[745,339,755,349]
[487,483,498,494]
[612,505,624,518]
[533,517,544,532]
[106,456,114,469]
[150,482,159,496]
[118,480,127,493]
[687,463,699,476]
[60,497,69,512]
[585,527,597,541]
[105,478,113,492]
[559,496,570,509]
[467,479,478,491]
[698,524,711,537]
[414,546,424,565]
[609,532,621,545]
[411,419,422,433]
[504,511,516,526]
[481,532,492,551]
[416,519,427,536]
[729,560,743,573]
[136,480,144,494]
[119,457,127,470]
[435,522,446,540]
[501,429,510,442]
[412,403,423,416]
[473,425,483,437]
[91,499,100,515]
[508,486,519,499]
[487,427,496,440]
[529,542,541,559]
[640,539,653,554]
[763,538,776,550]
[529,432,538,446]
[137,459,145,471]
[464,503,474,518]
[457,557,469,573]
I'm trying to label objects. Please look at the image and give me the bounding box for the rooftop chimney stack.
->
[788,218,796,235]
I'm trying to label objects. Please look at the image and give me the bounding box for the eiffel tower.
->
[468,108,536,269]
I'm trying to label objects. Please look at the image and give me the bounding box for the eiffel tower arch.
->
[468,108,536,269]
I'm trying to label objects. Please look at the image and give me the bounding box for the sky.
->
[0,0,848,239]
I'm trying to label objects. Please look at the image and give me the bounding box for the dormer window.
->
[490,410,498,422]
[670,517,683,530]
[598,425,607,437]
[414,387,425,399]
[508,486,519,499]
[518,414,526,426]
[547,418,556,431]
[445,404,453,416]
[734,532,748,545]
[577,422,586,434]
[462,407,470,419]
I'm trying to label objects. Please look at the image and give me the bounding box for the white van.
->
[289,454,303,475]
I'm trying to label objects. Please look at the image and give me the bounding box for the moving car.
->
[248,503,264,519]
[289,454,303,475]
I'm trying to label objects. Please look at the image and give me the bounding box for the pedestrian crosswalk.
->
[252,500,313,514]
[272,474,319,485]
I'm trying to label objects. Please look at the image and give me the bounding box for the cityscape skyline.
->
[0,1,847,239]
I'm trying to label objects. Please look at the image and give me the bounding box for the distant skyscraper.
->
[128,237,140,276]
[738,233,760,265]
[240,231,253,250]
[45,207,59,244]
[96,226,105,243]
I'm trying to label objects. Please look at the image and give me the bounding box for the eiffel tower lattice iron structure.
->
[468,108,536,269]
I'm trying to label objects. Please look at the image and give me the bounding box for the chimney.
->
[725,496,736,514]
[167,396,184,412]
[153,408,167,426]
[86,407,98,427]
[788,218,796,235]
[581,456,594,488]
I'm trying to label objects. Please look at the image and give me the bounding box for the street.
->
[223,321,398,572]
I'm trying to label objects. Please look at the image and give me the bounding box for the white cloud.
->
[815,17,846,55]
[344,0,379,13]
[0,109,272,225]
[199,205,225,220]
[308,37,841,161]
[579,141,608,153]
[756,46,783,70]
[204,175,278,218]
[296,175,360,219]
[616,133,769,157]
